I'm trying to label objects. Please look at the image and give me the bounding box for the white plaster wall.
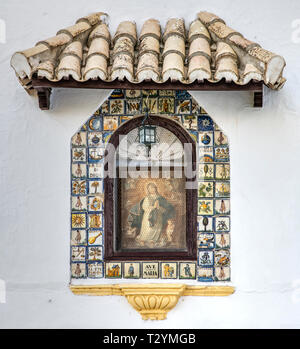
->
[0,0,300,328]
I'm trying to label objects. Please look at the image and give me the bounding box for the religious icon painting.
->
[105,262,122,278]
[179,262,196,280]
[118,176,186,251]
[142,262,159,279]
[161,262,177,279]
[123,262,140,279]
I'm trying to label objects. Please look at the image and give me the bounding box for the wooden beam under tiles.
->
[31,76,263,110]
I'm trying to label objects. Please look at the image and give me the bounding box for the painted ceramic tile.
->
[199,146,214,163]
[215,216,230,232]
[214,131,228,146]
[198,251,214,267]
[142,90,158,97]
[215,164,230,180]
[215,146,229,162]
[126,99,141,114]
[102,131,113,144]
[179,262,196,279]
[215,199,230,215]
[197,216,213,232]
[72,180,87,195]
[88,230,103,245]
[159,90,175,96]
[88,213,102,229]
[72,132,87,147]
[199,131,213,146]
[88,132,103,147]
[215,233,230,249]
[71,246,86,262]
[109,89,124,99]
[198,233,215,249]
[126,89,141,98]
[123,262,140,279]
[183,115,197,130]
[214,266,230,281]
[72,195,87,211]
[142,98,158,113]
[198,115,214,131]
[198,181,214,198]
[71,213,86,229]
[88,196,103,212]
[71,229,87,245]
[87,262,103,278]
[88,164,103,179]
[88,147,104,162]
[88,180,103,195]
[88,116,103,131]
[215,182,230,197]
[103,116,119,131]
[100,100,109,114]
[71,263,86,278]
[214,249,230,267]
[109,99,124,114]
[142,262,159,279]
[176,100,192,114]
[70,89,231,282]
[72,163,87,179]
[199,164,215,180]
[161,262,177,279]
[198,267,214,281]
[106,262,122,278]
[198,199,214,215]
[87,246,103,261]
[120,116,132,124]
[158,97,175,113]
[72,147,86,162]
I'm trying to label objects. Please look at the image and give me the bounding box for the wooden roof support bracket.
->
[32,76,264,110]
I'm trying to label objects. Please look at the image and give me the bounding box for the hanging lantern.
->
[138,101,157,155]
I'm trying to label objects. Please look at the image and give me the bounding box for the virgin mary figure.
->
[128,183,175,247]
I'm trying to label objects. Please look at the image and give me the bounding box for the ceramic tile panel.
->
[70,89,230,282]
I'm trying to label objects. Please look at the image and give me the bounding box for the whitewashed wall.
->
[0,0,300,328]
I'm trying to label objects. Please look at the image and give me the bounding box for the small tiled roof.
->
[11,11,286,95]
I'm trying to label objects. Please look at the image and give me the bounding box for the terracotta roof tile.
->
[10,11,286,93]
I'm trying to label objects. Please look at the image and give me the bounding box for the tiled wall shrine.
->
[70,89,230,282]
